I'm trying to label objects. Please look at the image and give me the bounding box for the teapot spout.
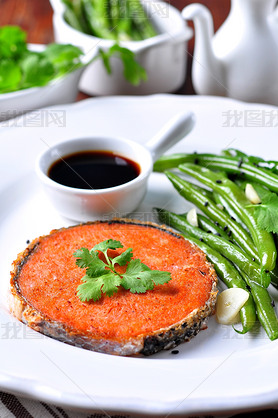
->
[182,4,226,96]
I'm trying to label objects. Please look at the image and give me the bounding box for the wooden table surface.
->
[0,1,277,417]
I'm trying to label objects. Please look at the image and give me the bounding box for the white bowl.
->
[0,44,85,122]
[35,111,195,221]
[36,136,153,221]
[50,0,193,96]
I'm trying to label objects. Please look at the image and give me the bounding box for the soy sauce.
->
[48,150,140,189]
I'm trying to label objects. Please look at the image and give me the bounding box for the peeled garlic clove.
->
[245,183,262,204]
[186,207,198,227]
[216,288,249,325]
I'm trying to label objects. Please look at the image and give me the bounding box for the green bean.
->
[185,236,257,334]
[155,207,278,339]
[154,152,278,192]
[165,170,258,261]
[240,271,278,341]
[221,148,249,159]
[192,213,230,239]
[240,182,278,287]
[223,148,278,174]
[82,0,117,39]
[153,153,196,172]
[154,207,271,287]
[127,0,157,39]
[213,192,249,232]
[110,0,133,41]
[213,187,278,290]
[179,164,277,273]
[63,0,87,32]
[63,0,93,33]
[196,153,278,192]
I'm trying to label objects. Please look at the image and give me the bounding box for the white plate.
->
[1,94,278,417]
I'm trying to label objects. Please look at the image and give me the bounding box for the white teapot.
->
[182,0,278,105]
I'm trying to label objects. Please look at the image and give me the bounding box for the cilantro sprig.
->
[0,26,84,93]
[98,44,147,86]
[74,239,172,302]
[247,183,278,234]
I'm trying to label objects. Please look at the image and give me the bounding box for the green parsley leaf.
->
[74,247,106,278]
[0,25,84,94]
[74,239,171,302]
[122,259,172,293]
[0,59,21,92]
[93,239,123,253]
[112,248,133,267]
[101,272,122,297]
[247,183,278,233]
[121,259,154,293]
[20,53,56,88]
[252,193,278,233]
[73,247,92,268]
[77,274,105,302]
[0,26,27,59]
[98,44,147,86]
[42,43,84,74]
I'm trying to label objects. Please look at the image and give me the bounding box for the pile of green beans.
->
[153,149,278,340]
[62,0,157,40]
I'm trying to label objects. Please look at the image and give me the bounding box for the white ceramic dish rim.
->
[1,94,278,416]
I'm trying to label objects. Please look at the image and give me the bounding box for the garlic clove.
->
[245,183,262,204]
[216,288,249,325]
[186,207,198,227]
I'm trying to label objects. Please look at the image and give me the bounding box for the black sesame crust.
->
[142,313,209,356]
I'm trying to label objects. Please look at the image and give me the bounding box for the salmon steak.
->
[9,219,217,356]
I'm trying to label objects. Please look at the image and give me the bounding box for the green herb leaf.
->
[98,44,148,86]
[20,53,56,88]
[112,248,133,267]
[0,59,21,92]
[101,272,122,297]
[121,259,154,293]
[0,25,84,94]
[0,26,27,59]
[93,239,123,253]
[74,247,106,278]
[42,43,84,74]
[74,239,171,302]
[122,259,171,293]
[252,193,278,233]
[77,274,105,302]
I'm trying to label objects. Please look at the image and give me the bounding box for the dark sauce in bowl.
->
[48,150,141,189]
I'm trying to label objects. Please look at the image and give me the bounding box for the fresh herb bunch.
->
[74,239,172,302]
[0,25,84,93]
[62,0,157,41]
